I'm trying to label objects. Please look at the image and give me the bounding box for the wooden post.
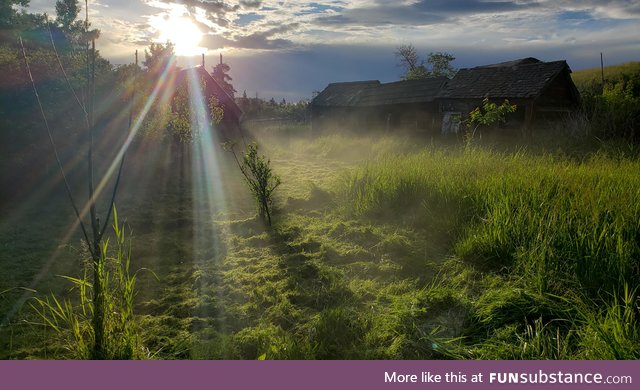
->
[600,52,605,88]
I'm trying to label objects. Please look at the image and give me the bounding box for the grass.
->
[571,61,640,89]
[1,127,638,359]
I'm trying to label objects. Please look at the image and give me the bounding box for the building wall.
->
[311,103,440,133]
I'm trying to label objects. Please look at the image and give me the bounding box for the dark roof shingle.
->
[358,77,448,106]
[311,80,380,107]
[437,60,570,99]
[312,78,447,107]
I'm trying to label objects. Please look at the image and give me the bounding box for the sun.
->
[152,15,205,56]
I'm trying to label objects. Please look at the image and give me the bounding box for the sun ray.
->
[2,57,179,325]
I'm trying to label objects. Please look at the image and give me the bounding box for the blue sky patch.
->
[236,13,265,26]
[558,10,593,21]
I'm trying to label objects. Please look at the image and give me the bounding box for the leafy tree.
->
[55,0,79,31]
[427,51,457,78]
[395,45,457,80]
[143,41,175,75]
[0,0,30,29]
[211,54,236,97]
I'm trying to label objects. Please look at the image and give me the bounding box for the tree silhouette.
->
[143,41,175,75]
[395,45,457,80]
[211,53,236,97]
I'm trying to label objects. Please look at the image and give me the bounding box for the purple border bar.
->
[1,360,637,390]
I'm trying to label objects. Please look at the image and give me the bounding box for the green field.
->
[572,61,640,89]
[1,127,639,359]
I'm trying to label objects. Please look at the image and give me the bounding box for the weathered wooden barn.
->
[436,58,580,134]
[311,57,581,135]
[175,66,242,140]
[311,80,380,132]
[311,78,447,132]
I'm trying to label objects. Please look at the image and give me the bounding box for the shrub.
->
[235,142,281,226]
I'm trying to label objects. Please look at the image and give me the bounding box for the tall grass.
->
[336,147,640,358]
[31,208,143,359]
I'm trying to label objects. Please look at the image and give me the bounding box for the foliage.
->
[464,98,517,144]
[0,0,30,29]
[581,80,640,142]
[426,52,457,78]
[143,41,175,75]
[239,96,310,122]
[55,0,81,32]
[31,208,143,359]
[395,44,457,80]
[236,142,281,225]
[141,74,225,144]
[211,56,236,97]
[573,61,640,142]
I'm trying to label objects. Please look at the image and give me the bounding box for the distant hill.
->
[571,61,640,89]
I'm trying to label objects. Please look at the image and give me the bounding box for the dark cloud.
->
[315,4,445,26]
[314,0,542,27]
[239,0,262,9]
[412,0,540,15]
[201,23,299,50]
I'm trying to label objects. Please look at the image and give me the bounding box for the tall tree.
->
[211,53,236,97]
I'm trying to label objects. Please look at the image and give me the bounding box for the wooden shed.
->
[436,58,580,134]
[311,78,447,133]
[310,80,380,132]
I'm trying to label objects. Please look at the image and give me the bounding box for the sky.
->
[26,0,640,101]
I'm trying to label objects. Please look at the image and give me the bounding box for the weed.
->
[31,208,143,359]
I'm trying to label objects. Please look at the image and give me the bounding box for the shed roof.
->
[311,80,380,107]
[312,78,447,107]
[358,77,448,106]
[437,59,571,99]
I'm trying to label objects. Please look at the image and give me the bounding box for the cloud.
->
[240,0,262,9]
[314,0,541,27]
[202,22,299,50]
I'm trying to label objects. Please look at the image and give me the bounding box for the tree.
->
[211,53,236,97]
[143,41,175,75]
[55,0,79,31]
[0,0,30,29]
[395,45,457,80]
[427,52,457,78]
[395,43,420,72]
[53,0,98,54]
